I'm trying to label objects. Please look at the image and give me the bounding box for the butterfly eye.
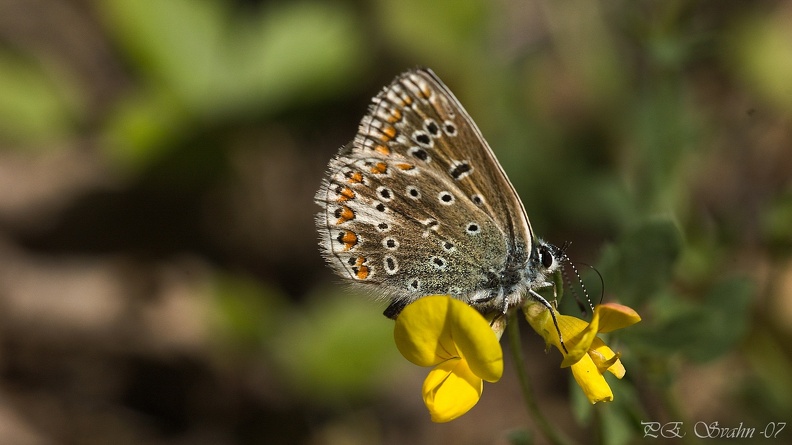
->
[539,245,555,269]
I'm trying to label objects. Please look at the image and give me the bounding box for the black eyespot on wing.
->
[449,162,471,180]
[383,237,399,250]
[410,148,428,161]
[425,120,439,136]
[414,132,431,146]
[439,191,454,204]
[443,121,457,136]
[384,255,399,275]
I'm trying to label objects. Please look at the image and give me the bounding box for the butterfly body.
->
[315,69,559,317]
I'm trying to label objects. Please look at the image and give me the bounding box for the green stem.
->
[507,311,576,445]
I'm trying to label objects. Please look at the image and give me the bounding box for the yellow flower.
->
[524,302,641,403]
[394,295,503,422]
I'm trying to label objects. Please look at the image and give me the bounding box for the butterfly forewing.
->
[399,71,534,242]
[316,68,535,310]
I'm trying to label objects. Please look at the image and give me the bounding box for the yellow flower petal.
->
[559,312,598,368]
[570,354,614,404]
[422,357,482,422]
[524,301,640,404]
[589,338,625,378]
[394,296,503,382]
[524,302,583,352]
[523,303,592,367]
[450,309,503,383]
[595,303,642,333]
[524,303,640,368]
[393,296,461,367]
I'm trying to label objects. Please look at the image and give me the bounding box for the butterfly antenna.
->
[566,260,595,314]
[584,263,606,305]
[559,250,584,315]
[557,242,592,316]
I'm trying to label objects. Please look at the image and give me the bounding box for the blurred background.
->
[1,0,791,444]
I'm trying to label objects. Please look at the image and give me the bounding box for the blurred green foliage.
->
[98,0,365,169]
[269,291,399,402]
[0,51,83,144]
[1,0,791,444]
[211,272,289,348]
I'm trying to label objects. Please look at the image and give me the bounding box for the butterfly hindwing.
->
[316,68,539,312]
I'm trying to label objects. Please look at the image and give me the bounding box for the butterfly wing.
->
[315,69,535,310]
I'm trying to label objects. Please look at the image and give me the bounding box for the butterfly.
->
[315,68,561,320]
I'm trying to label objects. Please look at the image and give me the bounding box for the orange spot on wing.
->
[387,108,402,123]
[351,256,369,280]
[347,171,363,183]
[337,187,355,201]
[370,162,387,174]
[336,206,355,224]
[355,264,370,280]
[338,230,358,251]
[396,163,415,171]
[420,84,432,99]
[380,125,397,142]
[375,144,391,155]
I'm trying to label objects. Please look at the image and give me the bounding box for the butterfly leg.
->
[383,299,408,319]
[528,289,568,354]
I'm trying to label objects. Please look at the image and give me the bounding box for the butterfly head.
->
[537,242,559,271]
[531,239,563,286]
